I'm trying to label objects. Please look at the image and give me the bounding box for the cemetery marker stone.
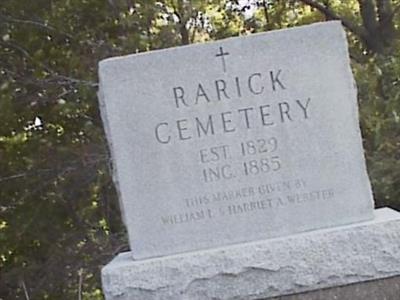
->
[99,21,375,260]
[100,21,400,300]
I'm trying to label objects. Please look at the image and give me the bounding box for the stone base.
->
[270,275,400,300]
[102,208,400,300]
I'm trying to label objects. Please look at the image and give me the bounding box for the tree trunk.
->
[376,0,397,46]
[299,0,398,54]
[358,0,385,53]
[176,0,189,45]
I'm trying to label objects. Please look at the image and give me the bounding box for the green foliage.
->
[0,0,399,299]
[356,50,400,209]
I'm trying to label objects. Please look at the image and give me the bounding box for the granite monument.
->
[99,21,400,300]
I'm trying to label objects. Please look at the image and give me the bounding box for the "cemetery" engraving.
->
[154,70,311,144]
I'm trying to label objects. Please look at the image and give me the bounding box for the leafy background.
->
[0,0,399,299]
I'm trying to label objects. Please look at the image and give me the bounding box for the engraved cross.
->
[215,46,230,73]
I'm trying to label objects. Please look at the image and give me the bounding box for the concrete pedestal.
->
[102,208,400,300]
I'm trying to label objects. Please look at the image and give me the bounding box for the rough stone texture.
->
[102,208,400,300]
[98,21,374,260]
[269,275,400,300]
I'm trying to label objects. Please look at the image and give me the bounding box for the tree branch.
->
[78,269,83,300]
[3,67,98,89]
[20,280,30,300]
[47,75,99,88]
[0,13,73,39]
[297,0,368,39]
[0,40,32,60]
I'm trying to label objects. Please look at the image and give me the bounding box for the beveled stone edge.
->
[102,207,400,300]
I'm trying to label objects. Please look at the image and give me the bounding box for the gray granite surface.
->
[102,208,400,300]
[99,21,374,259]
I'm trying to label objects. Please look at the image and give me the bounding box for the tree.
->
[1,0,399,299]
[296,0,399,54]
